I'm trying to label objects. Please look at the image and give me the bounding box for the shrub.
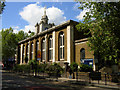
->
[46,63,63,77]
[13,64,30,73]
[13,64,19,72]
[80,64,93,72]
[28,59,39,70]
[70,62,78,72]
[38,63,47,73]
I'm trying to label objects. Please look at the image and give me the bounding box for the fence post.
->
[89,72,91,84]
[105,73,107,85]
[76,71,78,82]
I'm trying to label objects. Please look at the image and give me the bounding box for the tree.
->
[1,27,17,61]
[15,30,28,42]
[0,1,5,14]
[1,27,30,64]
[76,2,120,69]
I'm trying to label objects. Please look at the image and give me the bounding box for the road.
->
[2,71,113,90]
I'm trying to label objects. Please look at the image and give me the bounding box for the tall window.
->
[22,45,25,63]
[41,38,45,61]
[80,48,85,60]
[59,32,64,60]
[20,47,21,63]
[27,43,29,59]
[18,46,20,64]
[48,36,53,61]
[36,40,39,60]
[31,42,34,60]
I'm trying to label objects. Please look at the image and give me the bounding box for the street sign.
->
[37,50,41,60]
[81,59,93,66]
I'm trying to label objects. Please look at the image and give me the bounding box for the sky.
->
[2,2,86,33]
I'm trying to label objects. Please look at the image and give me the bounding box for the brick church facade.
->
[16,8,96,71]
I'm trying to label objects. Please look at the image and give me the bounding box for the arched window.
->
[41,38,46,61]
[36,40,39,60]
[31,42,34,60]
[59,32,64,60]
[80,48,85,60]
[27,43,29,59]
[22,45,25,63]
[48,36,53,61]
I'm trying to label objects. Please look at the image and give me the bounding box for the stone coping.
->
[18,20,78,44]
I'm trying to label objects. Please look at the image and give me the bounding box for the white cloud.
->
[12,26,20,33]
[76,9,90,20]
[73,3,80,11]
[75,3,94,21]
[47,6,66,25]
[24,24,35,33]
[19,3,66,33]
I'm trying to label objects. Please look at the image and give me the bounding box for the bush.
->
[70,62,78,72]
[80,64,93,72]
[38,63,47,73]
[28,59,39,70]
[13,64,30,73]
[46,63,63,77]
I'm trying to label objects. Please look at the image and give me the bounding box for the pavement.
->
[2,70,120,90]
[56,78,120,90]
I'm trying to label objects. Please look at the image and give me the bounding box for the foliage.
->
[80,64,93,72]
[46,63,63,77]
[1,27,17,61]
[1,27,35,63]
[28,32,35,37]
[76,2,120,67]
[28,59,38,65]
[70,62,78,72]
[13,64,30,73]
[0,1,5,14]
[15,30,28,42]
[38,63,47,73]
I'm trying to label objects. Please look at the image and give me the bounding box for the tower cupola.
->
[41,7,48,24]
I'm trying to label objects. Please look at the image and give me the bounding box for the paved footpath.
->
[1,70,119,90]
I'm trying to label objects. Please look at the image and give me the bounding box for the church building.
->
[16,7,96,71]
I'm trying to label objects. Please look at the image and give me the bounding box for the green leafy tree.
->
[76,2,120,69]
[15,30,28,42]
[1,27,29,64]
[1,27,17,61]
[0,1,5,14]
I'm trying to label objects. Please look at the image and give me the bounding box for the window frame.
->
[31,42,34,60]
[22,45,25,63]
[41,38,46,62]
[59,32,64,60]
[48,36,53,61]
[80,48,85,61]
